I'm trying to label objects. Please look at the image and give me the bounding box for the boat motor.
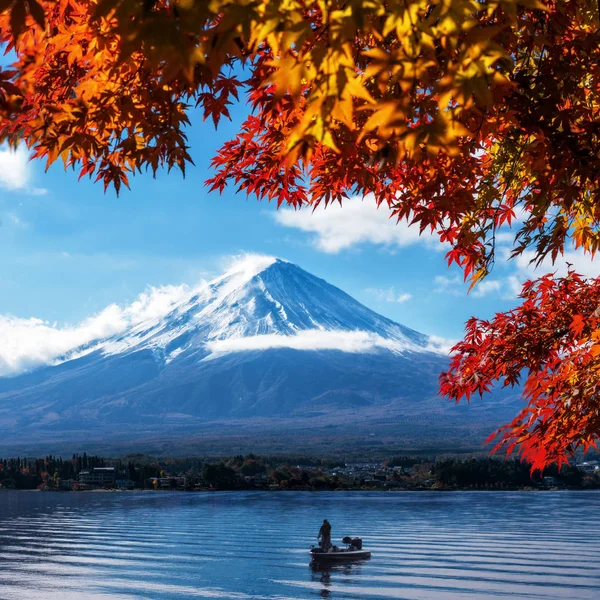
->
[342,536,363,550]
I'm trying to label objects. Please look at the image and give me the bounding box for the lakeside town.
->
[1,453,599,492]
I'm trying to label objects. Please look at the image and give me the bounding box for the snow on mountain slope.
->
[65,255,443,366]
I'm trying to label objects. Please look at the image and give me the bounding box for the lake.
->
[0,490,599,599]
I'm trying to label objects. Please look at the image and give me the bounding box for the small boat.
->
[310,536,371,562]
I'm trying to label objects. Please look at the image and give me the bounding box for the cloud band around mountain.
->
[205,330,411,356]
[204,330,454,357]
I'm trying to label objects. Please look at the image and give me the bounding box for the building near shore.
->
[577,461,600,474]
[78,467,116,488]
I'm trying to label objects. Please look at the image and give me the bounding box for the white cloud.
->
[493,232,516,245]
[471,279,502,298]
[2,211,29,229]
[205,329,436,357]
[273,194,441,253]
[0,144,47,195]
[433,274,463,296]
[123,285,192,323]
[430,246,599,302]
[365,286,413,304]
[206,330,455,358]
[433,273,513,301]
[219,253,279,278]
[426,335,459,355]
[514,248,599,279]
[506,275,523,298]
[476,225,600,300]
[488,248,600,301]
[0,145,29,191]
[0,284,191,377]
[432,272,523,301]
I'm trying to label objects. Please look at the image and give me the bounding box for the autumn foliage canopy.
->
[1,0,599,469]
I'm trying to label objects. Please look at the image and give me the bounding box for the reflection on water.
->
[0,490,599,599]
[310,561,370,598]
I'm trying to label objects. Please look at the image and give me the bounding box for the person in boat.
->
[318,519,332,551]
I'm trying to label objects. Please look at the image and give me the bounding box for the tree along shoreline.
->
[1,453,599,492]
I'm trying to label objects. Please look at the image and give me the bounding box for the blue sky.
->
[0,100,597,353]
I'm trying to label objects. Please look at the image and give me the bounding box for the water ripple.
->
[0,490,599,599]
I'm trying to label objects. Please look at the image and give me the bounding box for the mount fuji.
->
[0,256,521,455]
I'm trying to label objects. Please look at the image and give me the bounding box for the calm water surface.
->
[0,490,599,599]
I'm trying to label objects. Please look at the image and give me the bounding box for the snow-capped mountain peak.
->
[75,255,441,364]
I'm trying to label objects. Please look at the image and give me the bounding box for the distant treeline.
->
[0,454,162,490]
[0,453,597,491]
[433,458,584,488]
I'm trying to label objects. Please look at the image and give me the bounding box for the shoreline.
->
[3,454,597,494]
[3,485,599,493]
